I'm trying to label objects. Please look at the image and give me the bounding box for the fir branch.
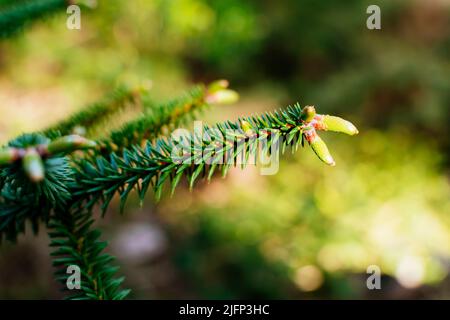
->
[70,104,327,214]
[104,86,205,152]
[0,79,357,299]
[0,133,96,241]
[100,81,238,153]
[45,82,238,299]
[0,0,70,38]
[49,208,130,300]
[43,86,147,139]
[0,0,29,8]
[0,135,71,241]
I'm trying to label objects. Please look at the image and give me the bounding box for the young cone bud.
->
[301,106,316,122]
[322,115,359,135]
[240,120,253,135]
[47,135,97,155]
[307,134,335,166]
[72,125,87,136]
[205,89,239,105]
[207,79,229,93]
[0,147,21,167]
[22,149,45,182]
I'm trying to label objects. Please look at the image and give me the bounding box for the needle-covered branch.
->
[0,0,97,38]
[71,104,357,214]
[0,0,69,38]
[100,80,239,153]
[0,134,97,241]
[0,79,358,300]
[43,86,147,139]
[49,208,130,300]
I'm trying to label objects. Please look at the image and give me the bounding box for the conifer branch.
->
[0,133,96,241]
[70,105,303,214]
[0,78,357,299]
[43,86,147,139]
[0,0,70,38]
[103,86,205,152]
[0,135,128,298]
[70,104,357,214]
[49,208,130,300]
[100,80,238,153]
[44,82,237,299]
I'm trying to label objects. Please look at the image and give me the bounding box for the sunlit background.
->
[0,0,449,299]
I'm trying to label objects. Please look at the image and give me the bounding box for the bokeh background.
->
[0,0,449,299]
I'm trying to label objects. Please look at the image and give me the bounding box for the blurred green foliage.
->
[0,0,449,298]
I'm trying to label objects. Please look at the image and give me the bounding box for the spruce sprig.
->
[45,82,238,299]
[49,208,130,300]
[101,80,238,153]
[0,79,358,299]
[70,103,357,214]
[43,86,147,139]
[0,0,70,38]
[0,134,76,241]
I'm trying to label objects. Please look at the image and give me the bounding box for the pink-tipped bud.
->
[205,89,239,105]
[321,115,359,135]
[207,79,229,93]
[304,129,335,166]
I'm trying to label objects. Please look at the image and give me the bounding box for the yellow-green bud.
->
[240,120,253,135]
[72,126,87,136]
[207,79,229,93]
[0,147,21,167]
[134,79,153,94]
[205,89,239,105]
[322,115,359,135]
[308,134,335,166]
[301,106,316,122]
[47,135,97,155]
[22,149,45,182]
